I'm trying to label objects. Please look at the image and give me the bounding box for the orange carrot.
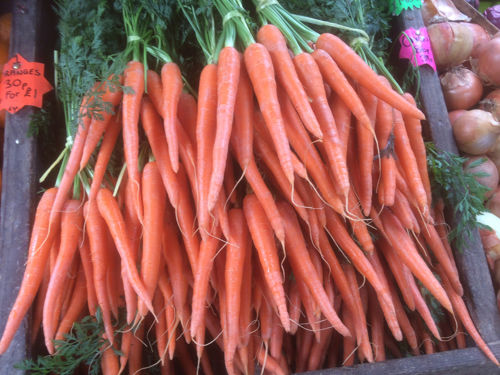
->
[96,188,154,315]
[77,234,97,315]
[0,188,58,354]
[294,52,348,196]
[80,77,123,170]
[257,24,322,139]
[178,91,198,146]
[207,46,241,212]
[138,161,166,317]
[243,194,291,332]
[141,96,179,209]
[244,42,294,184]
[161,62,183,172]
[122,60,145,222]
[278,202,350,337]
[316,33,425,120]
[43,200,83,354]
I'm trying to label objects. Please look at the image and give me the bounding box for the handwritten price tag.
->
[391,0,422,16]
[0,54,53,114]
[399,27,437,71]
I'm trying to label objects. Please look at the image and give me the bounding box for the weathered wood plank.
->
[0,0,52,373]
[451,0,499,36]
[300,341,500,375]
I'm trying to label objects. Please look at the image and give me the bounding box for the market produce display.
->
[0,0,498,374]
[423,0,500,314]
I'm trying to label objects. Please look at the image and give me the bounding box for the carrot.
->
[106,239,121,320]
[403,93,432,204]
[195,64,218,238]
[118,330,132,374]
[344,263,374,363]
[257,24,322,139]
[316,33,425,120]
[365,248,403,341]
[101,343,120,375]
[279,92,344,214]
[380,208,453,313]
[138,161,166,317]
[243,194,291,332]
[225,209,250,374]
[96,188,154,316]
[256,339,287,375]
[356,85,378,215]
[239,236,253,347]
[207,46,241,212]
[369,287,386,362]
[85,201,115,341]
[270,312,284,361]
[294,178,321,248]
[128,322,145,375]
[374,79,396,207]
[141,96,179,210]
[407,272,442,340]
[294,52,349,197]
[30,262,50,346]
[122,60,145,222]
[153,290,168,364]
[161,62,183,172]
[416,213,463,296]
[231,64,254,171]
[190,225,222,341]
[176,165,200,274]
[43,200,83,354]
[438,264,499,364]
[162,204,191,338]
[341,303,356,366]
[324,208,397,324]
[88,114,122,203]
[48,95,92,231]
[77,234,97,315]
[178,91,198,146]
[346,188,375,253]
[0,188,58,354]
[244,42,294,184]
[224,154,238,205]
[393,109,430,221]
[329,93,352,159]
[54,263,87,341]
[278,202,350,337]
[80,77,123,170]
[378,237,416,311]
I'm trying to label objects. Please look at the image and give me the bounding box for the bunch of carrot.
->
[0,0,498,374]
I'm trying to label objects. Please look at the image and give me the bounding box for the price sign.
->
[399,27,437,71]
[0,54,53,114]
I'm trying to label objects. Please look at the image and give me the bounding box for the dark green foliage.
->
[426,143,490,249]
[283,0,392,59]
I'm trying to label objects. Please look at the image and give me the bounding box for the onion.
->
[421,0,470,25]
[428,22,474,69]
[487,139,500,175]
[487,187,500,217]
[440,67,483,110]
[480,228,500,261]
[484,5,500,29]
[462,23,491,58]
[464,155,499,199]
[472,38,500,86]
[480,89,500,121]
[452,109,500,154]
[449,109,467,125]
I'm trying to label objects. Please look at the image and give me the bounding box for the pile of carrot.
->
[0,0,498,374]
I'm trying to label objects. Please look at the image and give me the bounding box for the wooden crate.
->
[0,1,499,374]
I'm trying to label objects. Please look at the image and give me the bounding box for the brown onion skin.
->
[440,67,483,110]
[487,138,500,176]
[428,22,474,69]
[463,23,491,58]
[452,109,500,154]
[449,109,467,125]
[464,155,499,199]
[487,186,500,217]
[473,38,500,86]
[480,89,500,121]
